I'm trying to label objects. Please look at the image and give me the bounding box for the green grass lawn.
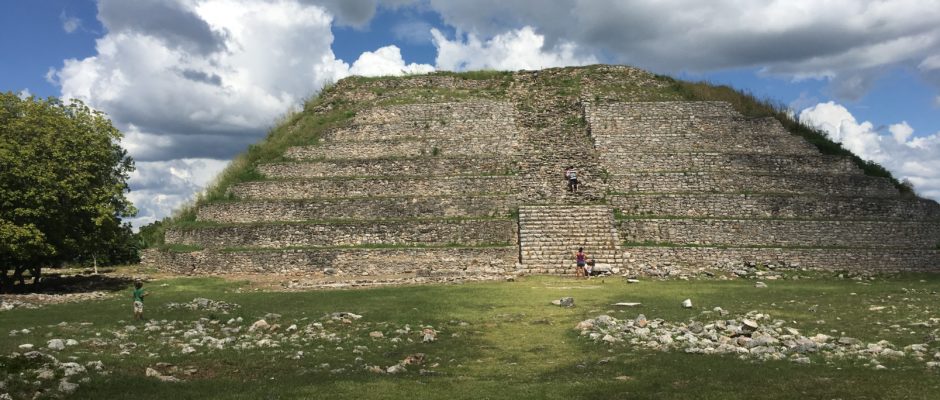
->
[2,273,939,399]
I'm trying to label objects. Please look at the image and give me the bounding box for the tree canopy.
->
[0,92,136,291]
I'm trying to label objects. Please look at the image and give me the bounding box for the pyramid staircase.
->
[518,205,623,274]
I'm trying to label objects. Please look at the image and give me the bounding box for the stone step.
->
[608,172,899,197]
[229,176,520,200]
[196,196,513,223]
[324,120,515,142]
[611,194,940,220]
[349,101,515,125]
[257,157,516,179]
[517,205,622,266]
[619,219,940,248]
[585,101,738,120]
[286,137,517,160]
[620,246,940,271]
[166,219,515,249]
[144,247,517,275]
[593,133,816,154]
[597,152,860,175]
[589,115,788,136]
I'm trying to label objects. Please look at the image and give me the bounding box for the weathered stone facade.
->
[228,176,519,200]
[258,157,514,179]
[620,247,940,272]
[196,196,514,223]
[619,219,940,248]
[143,247,515,276]
[167,219,515,248]
[609,153,859,174]
[607,172,899,197]
[610,193,940,220]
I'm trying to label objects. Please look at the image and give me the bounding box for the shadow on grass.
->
[4,272,135,295]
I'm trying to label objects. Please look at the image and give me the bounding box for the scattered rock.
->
[754,282,768,288]
[369,331,384,339]
[165,298,240,313]
[551,297,575,307]
[612,302,642,307]
[681,299,693,308]
[422,328,437,343]
[58,379,79,394]
[248,319,270,332]
[47,339,65,351]
[626,279,640,284]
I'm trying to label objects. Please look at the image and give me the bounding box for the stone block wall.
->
[142,247,517,276]
[258,157,515,179]
[619,219,940,248]
[593,132,818,154]
[228,176,520,199]
[622,247,940,272]
[606,153,859,174]
[610,194,940,220]
[607,172,899,197]
[165,219,515,248]
[197,196,514,223]
[285,137,517,160]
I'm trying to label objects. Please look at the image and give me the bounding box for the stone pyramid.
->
[145,66,940,281]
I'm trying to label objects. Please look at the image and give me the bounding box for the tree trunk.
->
[31,266,41,285]
[12,266,26,292]
[0,268,10,293]
[93,253,98,275]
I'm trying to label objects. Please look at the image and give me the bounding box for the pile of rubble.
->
[1,292,112,312]
[0,351,106,399]
[577,310,940,370]
[165,298,240,313]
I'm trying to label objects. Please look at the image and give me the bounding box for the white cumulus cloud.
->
[431,26,597,71]
[349,45,434,76]
[799,101,940,201]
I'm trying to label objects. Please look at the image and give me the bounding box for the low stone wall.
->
[258,157,515,179]
[620,246,940,272]
[586,101,739,120]
[165,219,515,248]
[349,101,514,125]
[590,115,789,136]
[142,247,517,276]
[594,133,817,154]
[608,172,898,197]
[229,176,519,199]
[600,153,859,174]
[285,137,516,160]
[196,196,514,223]
[611,194,940,220]
[325,120,515,142]
[619,219,940,248]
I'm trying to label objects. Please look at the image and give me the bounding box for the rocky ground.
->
[2,297,451,399]
[578,309,940,371]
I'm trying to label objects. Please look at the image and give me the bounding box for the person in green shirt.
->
[132,280,149,321]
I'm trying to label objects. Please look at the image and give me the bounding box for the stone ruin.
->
[143,65,940,281]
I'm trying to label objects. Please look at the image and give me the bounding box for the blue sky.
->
[2,0,940,226]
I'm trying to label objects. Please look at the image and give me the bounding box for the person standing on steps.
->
[565,166,579,192]
[575,247,588,277]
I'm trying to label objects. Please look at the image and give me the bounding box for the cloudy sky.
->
[2,0,940,227]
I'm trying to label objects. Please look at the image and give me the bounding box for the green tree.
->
[0,93,136,291]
